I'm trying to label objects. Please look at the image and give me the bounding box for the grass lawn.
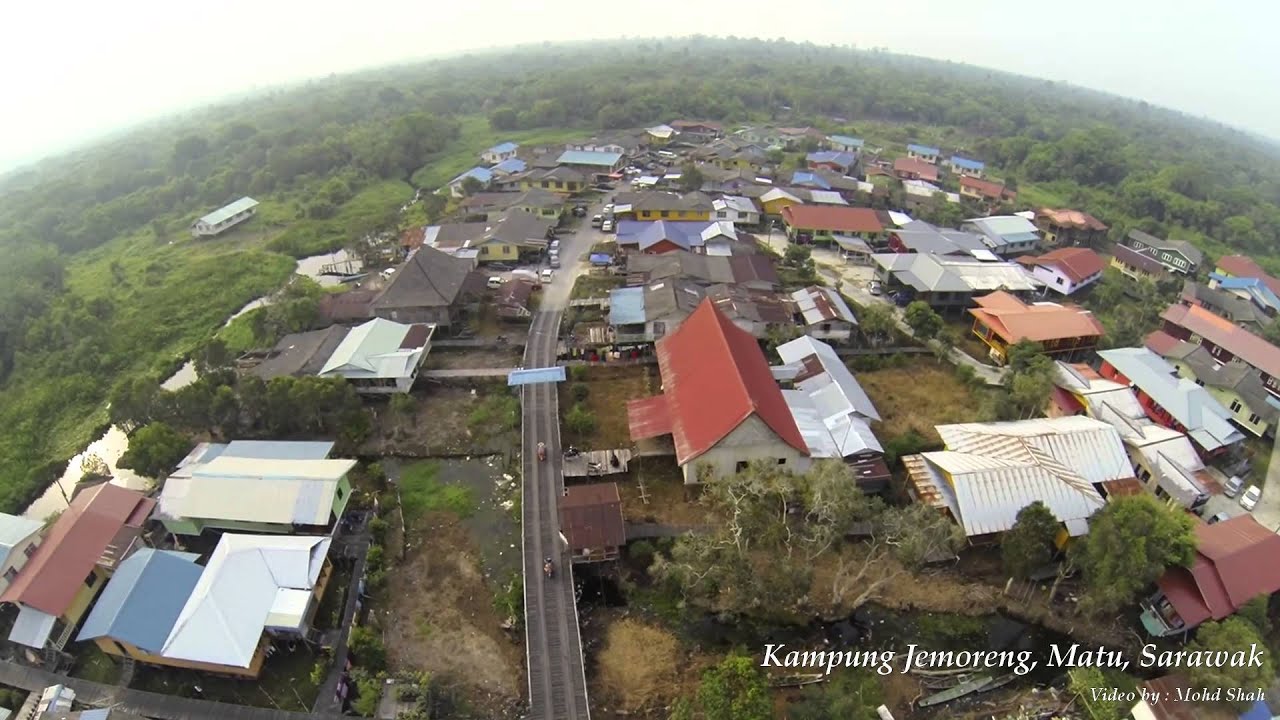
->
[131,643,321,711]
[69,644,122,684]
[397,460,477,524]
[559,365,658,448]
[858,356,989,443]
[570,273,625,300]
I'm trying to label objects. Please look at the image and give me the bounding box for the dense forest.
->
[0,36,1278,510]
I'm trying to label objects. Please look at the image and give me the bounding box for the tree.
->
[859,302,897,348]
[1001,341,1056,419]
[1001,501,1060,579]
[348,625,387,673]
[488,107,519,130]
[1186,618,1274,710]
[788,669,884,719]
[1262,320,1280,348]
[1071,494,1197,615]
[459,176,484,196]
[697,655,771,720]
[118,422,191,479]
[1069,668,1127,720]
[903,300,943,340]
[678,164,704,193]
[565,403,597,435]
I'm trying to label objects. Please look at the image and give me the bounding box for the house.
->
[645,125,676,145]
[969,291,1105,365]
[759,188,804,216]
[790,169,862,196]
[459,188,564,222]
[906,144,940,164]
[777,127,826,149]
[776,336,890,491]
[871,254,1042,310]
[805,190,849,206]
[0,484,155,650]
[565,136,642,157]
[959,177,1017,206]
[886,220,994,259]
[712,196,761,226]
[1214,255,1280,298]
[893,157,939,183]
[609,278,790,342]
[156,440,355,537]
[1098,347,1246,457]
[962,216,1041,257]
[903,417,1127,541]
[0,514,43,597]
[1111,243,1170,283]
[425,208,555,263]
[1205,274,1280,317]
[626,191,713,221]
[1126,230,1202,275]
[496,278,536,320]
[372,246,483,328]
[1016,247,1106,295]
[558,483,626,563]
[627,299,810,483]
[948,156,985,177]
[79,533,333,677]
[445,167,493,198]
[790,286,857,342]
[520,166,588,194]
[623,250,779,291]
[615,220,739,255]
[669,120,723,140]
[826,135,864,153]
[781,205,886,244]
[190,197,258,238]
[1154,303,1280,399]
[556,149,624,175]
[318,289,375,325]
[1156,337,1280,438]
[807,151,857,174]
[489,158,527,176]
[316,318,433,394]
[481,141,519,165]
[23,684,75,718]
[1052,362,1214,508]
[1033,208,1108,248]
[1140,515,1280,637]
[1179,280,1275,332]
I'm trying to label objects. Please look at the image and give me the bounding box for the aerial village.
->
[4,120,1280,720]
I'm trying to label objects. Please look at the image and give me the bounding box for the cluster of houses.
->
[0,441,355,682]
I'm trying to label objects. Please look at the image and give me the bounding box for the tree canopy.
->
[1001,501,1060,579]
[1186,618,1274,710]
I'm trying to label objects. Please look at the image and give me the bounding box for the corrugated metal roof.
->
[162,534,331,668]
[160,457,354,527]
[609,287,645,325]
[487,141,518,154]
[950,156,985,170]
[790,286,857,327]
[197,197,258,226]
[77,549,203,652]
[221,440,334,460]
[907,144,940,155]
[9,605,56,648]
[319,318,432,380]
[827,135,863,148]
[556,150,623,166]
[0,514,41,569]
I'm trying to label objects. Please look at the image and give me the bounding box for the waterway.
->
[25,249,366,517]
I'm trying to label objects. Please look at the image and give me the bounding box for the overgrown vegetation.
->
[398,461,476,522]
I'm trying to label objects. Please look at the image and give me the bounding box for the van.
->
[487,276,503,289]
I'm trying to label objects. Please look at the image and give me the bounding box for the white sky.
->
[3,0,1278,171]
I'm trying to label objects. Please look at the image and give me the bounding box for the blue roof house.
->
[791,171,833,190]
[491,158,527,176]
[907,144,941,164]
[481,141,519,165]
[446,167,494,198]
[827,135,864,152]
[77,549,203,659]
[948,156,986,177]
[806,151,857,173]
[555,150,624,173]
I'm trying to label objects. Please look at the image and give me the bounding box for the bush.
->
[883,430,932,465]
[565,402,597,435]
[349,625,387,673]
[369,516,388,543]
[569,365,589,381]
[571,383,590,402]
[351,669,383,717]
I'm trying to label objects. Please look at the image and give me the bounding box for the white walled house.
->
[1017,247,1106,296]
[191,197,259,238]
[481,142,519,165]
[712,196,761,226]
[0,514,43,596]
[790,286,857,342]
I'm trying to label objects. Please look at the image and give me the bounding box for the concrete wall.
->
[681,415,810,483]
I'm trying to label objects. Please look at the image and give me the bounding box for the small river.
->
[24,249,364,518]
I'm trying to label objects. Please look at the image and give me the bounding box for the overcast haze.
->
[4,0,1278,171]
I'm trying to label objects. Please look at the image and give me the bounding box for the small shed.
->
[558,483,625,563]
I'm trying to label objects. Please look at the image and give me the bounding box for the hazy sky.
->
[3,1,1278,171]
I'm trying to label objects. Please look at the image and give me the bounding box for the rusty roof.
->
[0,484,154,616]
[1034,208,1107,232]
[649,299,807,464]
[558,483,625,552]
[1156,514,1280,629]
[892,157,939,181]
[960,176,1012,199]
[781,205,885,234]
[969,291,1106,343]
[1161,303,1280,379]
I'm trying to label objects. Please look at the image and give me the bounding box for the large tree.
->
[858,302,897,348]
[1187,618,1274,710]
[1001,501,1060,579]
[118,422,192,479]
[697,655,771,720]
[904,300,943,340]
[1071,495,1197,615]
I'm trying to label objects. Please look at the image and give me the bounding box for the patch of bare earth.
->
[383,512,523,715]
[360,384,513,456]
[559,365,658,448]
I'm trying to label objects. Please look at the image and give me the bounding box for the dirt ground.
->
[559,365,658,448]
[618,456,709,526]
[858,358,989,442]
[382,512,525,717]
[360,384,517,456]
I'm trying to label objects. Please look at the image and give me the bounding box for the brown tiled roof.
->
[558,483,625,551]
[1020,247,1106,284]
[1161,303,1280,378]
[969,291,1105,343]
[1156,515,1280,630]
[780,205,885,234]
[1035,208,1107,232]
[0,484,154,616]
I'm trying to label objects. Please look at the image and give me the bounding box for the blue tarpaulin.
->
[590,253,613,266]
[507,367,567,386]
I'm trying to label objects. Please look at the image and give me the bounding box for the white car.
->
[541,269,554,283]
[869,280,883,296]
[601,219,614,233]
[1240,485,1262,511]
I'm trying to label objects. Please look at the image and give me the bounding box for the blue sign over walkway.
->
[507,366,567,386]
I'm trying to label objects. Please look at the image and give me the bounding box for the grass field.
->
[858,356,990,443]
[398,461,477,523]
[559,365,658,448]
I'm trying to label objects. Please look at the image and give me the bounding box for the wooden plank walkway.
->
[562,449,631,478]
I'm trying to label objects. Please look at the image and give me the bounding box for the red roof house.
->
[1159,303,1280,389]
[780,205,886,239]
[892,157,939,183]
[1016,247,1106,295]
[968,291,1106,365]
[960,176,1016,203]
[627,299,808,482]
[1,483,154,648]
[1143,514,1280,635]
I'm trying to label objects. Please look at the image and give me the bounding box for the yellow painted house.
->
[520,167,587,195]
[427,208,556,264]
[1163,344,1277,438]
[760,188,802,216]
[632,192,713,222]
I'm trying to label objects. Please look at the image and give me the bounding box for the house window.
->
[1055,277,1064,285]
[336,486,345,501]
[23,543,36,558]
[85,572,97,588]
[3,568,16,583]
[1230,399,1243,413]
[1249,413,1262,425]
[480,246,490,256]
[821,323,832,332]
[660,211,670,218]
[777,458,787,466]
[735,461,749,473]
[717,211,728,219]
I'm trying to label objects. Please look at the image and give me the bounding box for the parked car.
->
[1223,475,1245,498]
[550,239,560,251]
[591,214,603,228]
[1207,511,1231,525]
[487,276,504,289]
[1240,485,1262,511]
[549,256,561,269]
[541,269,554,283]
[601,219,615,233]
[869,280,883,296]
[572,205,588,217]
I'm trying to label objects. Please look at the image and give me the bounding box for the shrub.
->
[571,383,590,402]
[565,402,597,435]
[349,625,387,673]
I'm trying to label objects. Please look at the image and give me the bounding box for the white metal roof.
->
[886,210,913,226]
[807,190,849,205]
[761,188,801,203]
[9,605,56,648]
[777,336,883,460]
[159,457,354,526]
[161,534,331,668]
[197,197,258,226]
[266,588,314,630]
[319,318,432,380]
